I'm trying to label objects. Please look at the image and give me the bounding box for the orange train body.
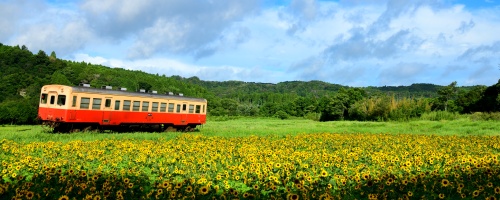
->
[37,84,207,132]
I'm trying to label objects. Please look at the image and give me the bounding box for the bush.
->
[469,112,500,121]
[274,110,289,120]
[304,112,320,121]
[419,111,460,121]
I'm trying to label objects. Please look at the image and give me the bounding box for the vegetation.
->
[1,43,499,124]
[2,42,500,199]
[2,118,500,199]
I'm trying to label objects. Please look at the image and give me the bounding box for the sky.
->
[2,0,500,87]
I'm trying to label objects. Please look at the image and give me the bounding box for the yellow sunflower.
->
[199,186,210,195]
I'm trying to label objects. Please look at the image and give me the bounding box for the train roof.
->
[63,85,207,102]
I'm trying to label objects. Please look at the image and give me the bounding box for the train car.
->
[37,84,207,132]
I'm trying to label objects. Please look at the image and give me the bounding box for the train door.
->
[46,91,58,117]
[181,102,188,125]
[102,98,113,125]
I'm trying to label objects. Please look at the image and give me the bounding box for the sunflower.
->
[253,184,259,190]
[127,183,133,189]
[160,181,169,188]
[58,195,70,200]
[472,190,480,197]
[185,185,193,193]
[438,193,445,199]
[495,186,500,194]
[407,191,413,197]
[441,179,450,187]
[199,186,209,195]
[320,170,328,177]
[26,191,34,199]
[123,178,130,184]
[362,173,370,180]
[81,183,88,190]
[366,181,373,187]
[288,194,299,200]
[486,196,497,200]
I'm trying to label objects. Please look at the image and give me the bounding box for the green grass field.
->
[2,118,500,199]
[1,117,499,143]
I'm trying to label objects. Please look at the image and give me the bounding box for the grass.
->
[1,117,500,143]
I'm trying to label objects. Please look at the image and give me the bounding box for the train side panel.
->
[38,84,207,131]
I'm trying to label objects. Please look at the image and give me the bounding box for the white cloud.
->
[2,0,500,86]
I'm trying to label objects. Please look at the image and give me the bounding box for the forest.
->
[0,43,499,124]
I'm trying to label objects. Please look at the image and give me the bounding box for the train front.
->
[38,85,72,126]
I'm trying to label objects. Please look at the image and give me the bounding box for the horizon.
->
[2,0,500,87]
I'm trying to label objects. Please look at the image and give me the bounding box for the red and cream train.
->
[37,84,207,132]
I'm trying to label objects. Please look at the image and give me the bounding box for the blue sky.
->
[2,0,500,86]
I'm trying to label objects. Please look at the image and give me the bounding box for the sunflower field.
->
[1,133,500,200]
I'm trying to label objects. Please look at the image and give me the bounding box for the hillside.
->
[0,43,498,124]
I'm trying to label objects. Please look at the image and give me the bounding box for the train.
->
[37,84,207,132]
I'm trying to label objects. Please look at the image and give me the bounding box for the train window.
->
[80,97,90,109]
[142,101,149,112]
[160,103,167,112]
[105,99,111,108]
[72,96,77,107]
[152,102,158,112]
[189,105,194,113]
[40,93,48,104]
[133,101,140,111]
[182,104,187,111]
[50,95,55,105]
[92,98,102,110]
[57,95,66,106]
[202,105,205,113]
[168,103,174,112]
[176,104,181,113]
[123,100,131,110]
[195,105,201,114]
[115,100,121,110]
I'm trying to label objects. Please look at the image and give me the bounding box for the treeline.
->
[0,43,498,124]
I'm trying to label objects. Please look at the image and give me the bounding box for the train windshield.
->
[40,93,48,104]
[57,95,66,106]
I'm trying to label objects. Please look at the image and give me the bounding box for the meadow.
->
[1,118,500,199]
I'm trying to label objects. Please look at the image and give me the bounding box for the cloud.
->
[12,20,92,56]
[324,28,424,61]
[3,0,500,86]
[73,53,286,83]
[458,41,500,62]
[456,19,476,34]
[79,0,259,59]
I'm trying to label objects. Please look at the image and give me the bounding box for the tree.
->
[50,51,57,59]
[437,81,457,111]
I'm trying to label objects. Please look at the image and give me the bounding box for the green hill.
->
[0,43,497,124]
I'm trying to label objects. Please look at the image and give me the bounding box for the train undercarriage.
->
[43,121,199,133]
